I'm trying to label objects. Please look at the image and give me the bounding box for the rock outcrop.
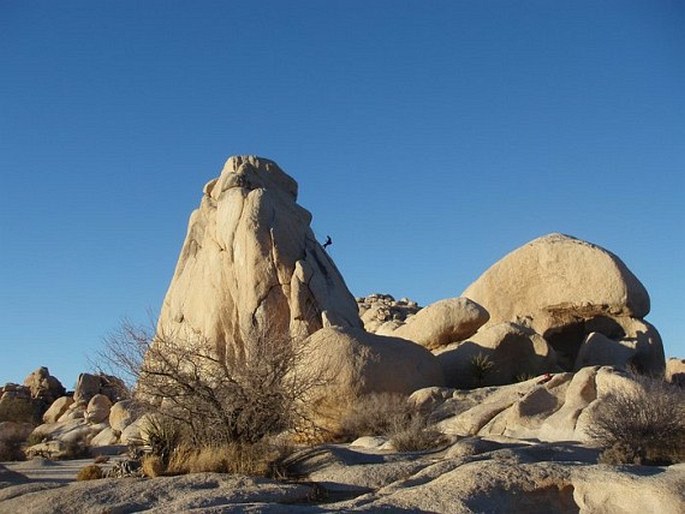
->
[436,322,559,388]
[390,297,489,350]
[158,156,361,361]
[299,326,444,435]
[22,367,65,406]
[357,294,421,334]
[462,234,665,374]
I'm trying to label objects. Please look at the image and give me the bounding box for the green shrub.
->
[587,374,685,465]
[76,464,103,481]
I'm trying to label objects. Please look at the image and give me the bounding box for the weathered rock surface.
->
[42,397,73,424]
[357,293,421,334]
[73,373,126,404]
[462,234,664,374]
[2,442,683,514]
[84,395,111,424]
[108,400,139,432]
[158,156,361,361]
[299,326,444,435]
[436,322,559,388]
[390,297,489,350]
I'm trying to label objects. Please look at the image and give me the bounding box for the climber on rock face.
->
[323,235,333,250]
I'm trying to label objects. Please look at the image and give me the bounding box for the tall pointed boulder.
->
[158,156,361,360]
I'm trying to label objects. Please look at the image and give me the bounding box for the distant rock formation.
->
[158,156,361,361]
[462,233,665,375]
[356,293,421,334]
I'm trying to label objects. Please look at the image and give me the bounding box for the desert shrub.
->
[60,441,91,460]
[587,374,685,465]
[340,392,446,452]
[0,438,25,461]
[98,320,323,449]
[0,398,42,424]
[141,454,165,477]
[598,443,643,465]
[25,432,45,447]
[143,415,184,467]
[340,392,414,439]
[390,419,447,452]
[76,464,103,481]
[165,441,291,478]
[470,352,495,386]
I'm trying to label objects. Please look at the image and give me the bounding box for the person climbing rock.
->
[323,235,332,250]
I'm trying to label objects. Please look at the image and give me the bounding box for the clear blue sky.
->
[1,1,683,387]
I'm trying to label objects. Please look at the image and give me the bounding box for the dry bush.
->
[390,417,447,452]
[98,320,323,449]
[340,392,414,439]
[598,443,643,465]
[587,374,685,465]
[0,398,41,425]
[141,454,165,477]
[60,441,90,460]
[340,392,446,452]
[76,464,103,481]
[165,441,291,478]
[0,438,25,461]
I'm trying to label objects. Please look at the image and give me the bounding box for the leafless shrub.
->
[96,319,326,463]
[587,374,685,465]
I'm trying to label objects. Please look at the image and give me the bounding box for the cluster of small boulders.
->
[356,293,421,334]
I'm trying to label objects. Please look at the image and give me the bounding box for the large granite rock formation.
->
[462,234,665,374]
[298,326,445,436]
[158,156,361,361]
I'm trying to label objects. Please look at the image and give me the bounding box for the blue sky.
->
[1,1,683,387]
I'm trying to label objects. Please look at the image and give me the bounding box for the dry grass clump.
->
[164,441,290,478]
[141,454,165,478]
[340,392,414,439]
[76,464,103,481]
[390,422,447,452]
[588,374,685,465]
[340,392,446,452]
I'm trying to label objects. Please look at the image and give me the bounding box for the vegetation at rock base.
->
[97,319,324,476]
[0,436,25,461]
[340,392,446,452]
[470,352,495,386]
[76,464,103,481]
[588,374,685,465]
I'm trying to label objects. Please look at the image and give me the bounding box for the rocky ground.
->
[2,438,684,513]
